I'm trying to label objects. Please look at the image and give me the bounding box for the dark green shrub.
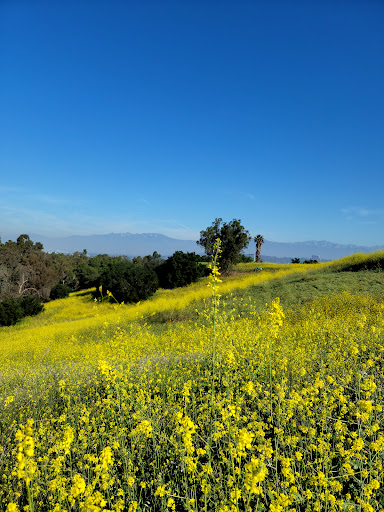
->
[155,251,209,289]
[0,296,44,327]
[74,254,114,290]
[20,295,44,316]
[0,302,11,326]
[4,299,24,325]
[75,260,102,289]
[98,259,159,303]
[0,298,24,326]
[236,254,253,263]
[50,283,72,300]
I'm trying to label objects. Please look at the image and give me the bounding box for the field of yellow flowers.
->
[1,251,384,512]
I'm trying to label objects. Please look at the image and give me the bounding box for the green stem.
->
[205,239,221,512]
[27,482,34,512]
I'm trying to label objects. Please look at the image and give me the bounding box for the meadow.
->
[1,251,384,512]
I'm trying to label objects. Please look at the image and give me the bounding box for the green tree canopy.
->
[155,251,208,289]
[97,259,159,303]
[0,234,56,300]
[197,218,251,273]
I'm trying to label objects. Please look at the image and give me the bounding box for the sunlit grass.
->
[0,264,318,368]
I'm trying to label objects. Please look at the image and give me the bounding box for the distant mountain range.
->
[1,232,383,261]
[1,232,205,258]
[257,240,384,262]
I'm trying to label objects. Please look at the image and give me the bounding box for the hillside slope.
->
[1,251,384,511]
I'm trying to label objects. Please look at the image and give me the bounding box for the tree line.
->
[0,235,210,326]
[0,220,265,326]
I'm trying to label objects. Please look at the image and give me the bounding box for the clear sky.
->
[1,0,383,246]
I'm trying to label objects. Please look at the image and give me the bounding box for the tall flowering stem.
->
[207,238,222,398]
[205,238,222,512]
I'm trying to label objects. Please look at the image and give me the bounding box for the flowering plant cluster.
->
[1,252,384,511]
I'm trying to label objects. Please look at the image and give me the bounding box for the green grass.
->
[146,263,384,328]
[227,268,384,315]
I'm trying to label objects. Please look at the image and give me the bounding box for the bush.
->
[0,299,23,326]
[155,251,209,289]
[20,295,44,316]
[236,254,253,263]
[50,283,72,300]
[0,295,44,326]
[98,259,159,303]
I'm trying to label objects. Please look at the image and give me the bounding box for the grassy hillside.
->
[1,251,384,512]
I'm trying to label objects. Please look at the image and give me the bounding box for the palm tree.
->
[254,234,264,263]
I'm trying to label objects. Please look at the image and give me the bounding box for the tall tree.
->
[0,234,57,300]
[197,218,251,273]
[254,234,264,263]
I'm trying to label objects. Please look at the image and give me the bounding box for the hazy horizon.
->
[1,229,383,250]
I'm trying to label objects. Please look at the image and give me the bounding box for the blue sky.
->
[1,0,383,246]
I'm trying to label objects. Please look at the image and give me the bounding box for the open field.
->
[1,252,384,511]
